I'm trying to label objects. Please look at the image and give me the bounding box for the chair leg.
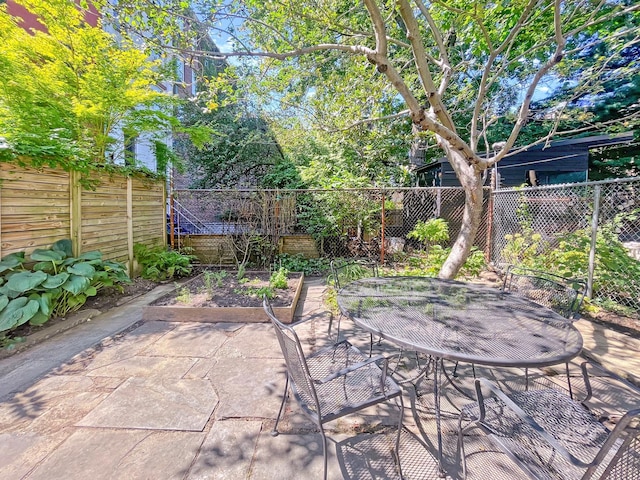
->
[320,426,329,480]
[369,333,374,357]
[457,413,469,479]
[566,362,573,399]
[394,395,405,480]
[271,375,289,437]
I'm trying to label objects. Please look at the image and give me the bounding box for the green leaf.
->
[0,297,29,331]
[0,284,21,299]
[62,274,91,295]
[33,261,55,272]
[6,271,47,293]
[85,286,98,297]
[67,293,86,310]
[30,249,64,263]
[78,251,102,261]
[51,239,73,257]
[38,292,52,316]
[67,263,96,277]
[29,311,50,326]
[15,299,40,327]
[42,272,70,289]
[0,252,26,273]
[0,294,8,311]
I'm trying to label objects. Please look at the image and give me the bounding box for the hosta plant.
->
[0,239,130,346]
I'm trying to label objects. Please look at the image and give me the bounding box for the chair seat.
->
[264,297,404,480]
[295,341,403,422]
[462,389,612,479]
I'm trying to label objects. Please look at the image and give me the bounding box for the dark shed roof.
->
[414,132,634,187]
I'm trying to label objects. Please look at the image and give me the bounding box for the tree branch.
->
[363,0,388,55]
[397,0,454,131]
[470,0,539,151]
[479,0,567,169]
[323,110,411,131]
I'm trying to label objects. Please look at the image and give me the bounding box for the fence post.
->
[169,174,175,249]
[0,176,3,259]
[485,175,496,263]
[587,185,601,298]
[380,191,386,264]
[127,177,134,276]
[69,170,82,256]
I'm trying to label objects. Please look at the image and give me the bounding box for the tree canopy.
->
[95,1,640,275]
[0,0,208,174]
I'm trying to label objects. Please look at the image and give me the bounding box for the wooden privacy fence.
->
[0,162,166,275]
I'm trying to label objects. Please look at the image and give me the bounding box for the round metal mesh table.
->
[337,276,583,369]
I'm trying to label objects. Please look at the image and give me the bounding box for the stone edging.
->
[0,289,156,360]
[0,308,101,360]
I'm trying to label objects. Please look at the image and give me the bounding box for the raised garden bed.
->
[143,271,304,324]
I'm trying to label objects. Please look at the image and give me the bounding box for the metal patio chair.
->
[263,297,404,480]
[458,361,640,479]
[503,265,587,320]
[503,265,587,397]
[328,260,379,344]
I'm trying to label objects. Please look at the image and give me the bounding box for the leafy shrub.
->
[273,253,330,276]
[390,246,485,278]
[407,218,449,248]
[502,232,545,267]
[327,261,376,287]
[0,239,130,346]
[499,218,640,312]
[545,227,640,309]
[269,267,289,289]
[459,248,486,278]
[133,244,195,282]
[400,218,485,278]
[236,264,246,281]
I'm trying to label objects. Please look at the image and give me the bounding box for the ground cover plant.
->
[273,254,331,277]
[134,243,196,282]
[500,201,640,317]
[0,239,130,348]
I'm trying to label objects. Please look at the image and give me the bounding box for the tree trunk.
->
[439,153,485,279]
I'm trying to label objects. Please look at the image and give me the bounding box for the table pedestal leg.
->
[433,357,446,477]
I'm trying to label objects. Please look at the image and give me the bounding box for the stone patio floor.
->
[0,277,639,479]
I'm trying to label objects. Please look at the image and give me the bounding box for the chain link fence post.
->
[588,185,601,299]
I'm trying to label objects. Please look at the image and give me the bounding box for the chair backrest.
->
[579,362,640,479]
[263,298,321,417]
[586,408,640,479]
[503,265,587,320]
[329,260,379,290]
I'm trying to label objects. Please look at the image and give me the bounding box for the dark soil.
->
[83,277,160,311]
[150,271,302,308]
[583,310,640,338]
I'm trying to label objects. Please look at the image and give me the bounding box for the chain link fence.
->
[492,178,640,317]
[171,187,491,265]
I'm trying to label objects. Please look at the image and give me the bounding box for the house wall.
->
[0,162,165,275]
[495,146,589,187]
[417,146,590,188]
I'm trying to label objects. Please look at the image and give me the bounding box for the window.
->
[124,135,136,166]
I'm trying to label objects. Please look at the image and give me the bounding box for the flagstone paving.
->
[0,277,638,479]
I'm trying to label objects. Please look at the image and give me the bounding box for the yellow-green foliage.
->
[0,0,183,168]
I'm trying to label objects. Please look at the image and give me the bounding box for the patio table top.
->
[337,276,584,368]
